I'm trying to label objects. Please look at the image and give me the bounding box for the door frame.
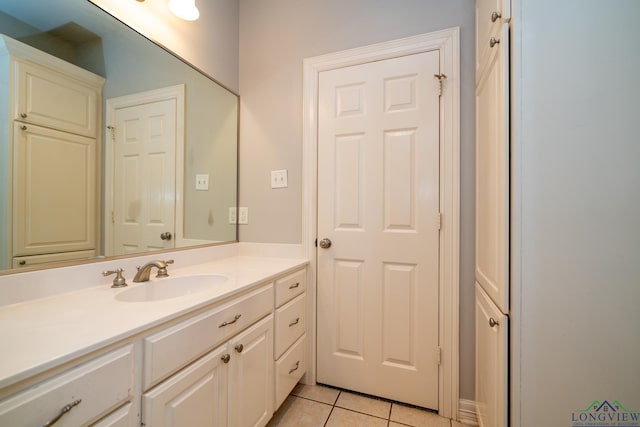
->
[104,84,185,256]
[302,28,460,418]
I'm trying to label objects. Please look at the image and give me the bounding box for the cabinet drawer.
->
[0,345,134,427]
[143,283,273,390]
[275,334,306,410]
[13,250,96,269]
[14,59,100,137]
[275,269,306,307]
[274,294,306,359]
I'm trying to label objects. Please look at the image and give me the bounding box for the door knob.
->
[319,238,332,249]
[160,232,172,241]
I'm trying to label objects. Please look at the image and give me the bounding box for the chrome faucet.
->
[133,259,174,282]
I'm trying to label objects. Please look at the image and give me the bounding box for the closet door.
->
[475,23,510,313]
[13,123,97,256]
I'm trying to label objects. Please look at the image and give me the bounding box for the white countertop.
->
[0,256,307,389]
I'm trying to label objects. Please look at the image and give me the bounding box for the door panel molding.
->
[302,28,460,419]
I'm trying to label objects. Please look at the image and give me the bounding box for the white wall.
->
[238,0,476,399]
[512,0,640,424]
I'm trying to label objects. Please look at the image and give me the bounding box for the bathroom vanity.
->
[0,254,308,426]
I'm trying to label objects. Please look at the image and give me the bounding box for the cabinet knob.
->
[20,125,27,131]
[489,37,500,48]
[221,354,231,364]
[489,317,499,328]
[20,113,27,119]
[235,344,244,353]
[18,260,26,266]
[491,11,502,22]
[160,231,172,241]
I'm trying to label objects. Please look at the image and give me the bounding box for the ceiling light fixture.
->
[168,0,200,21]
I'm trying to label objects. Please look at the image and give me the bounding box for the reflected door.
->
[112,98,176,255]
[316,51,441,409]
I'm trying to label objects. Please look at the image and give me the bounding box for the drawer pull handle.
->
[289,282,300,290]
[221,354,231,364]
[289,317,300,327]
[219,314,241,328]
[235,344,244,353]
[288,361,300,374]
[42,399,82,427]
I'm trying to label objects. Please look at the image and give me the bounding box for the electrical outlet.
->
[271,170,288,188]
[228,207,237,224]
[196,174,209,191]
[238,207,249,224]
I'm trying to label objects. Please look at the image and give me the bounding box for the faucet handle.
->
[103,268,128,288]
[156,259,174,278]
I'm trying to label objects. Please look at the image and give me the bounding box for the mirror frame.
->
[0,0,240,277]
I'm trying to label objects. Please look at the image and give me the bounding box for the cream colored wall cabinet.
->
[475,1,510,426]
[0,35,103,270]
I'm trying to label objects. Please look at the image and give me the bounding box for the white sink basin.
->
[115,274,228,302]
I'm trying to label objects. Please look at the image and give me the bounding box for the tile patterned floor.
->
[267,384,467,427]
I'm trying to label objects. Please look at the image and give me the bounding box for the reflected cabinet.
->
[0,35,104,269]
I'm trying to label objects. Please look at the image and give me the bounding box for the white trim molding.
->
[301,28,460,418]
[459,399,479,426]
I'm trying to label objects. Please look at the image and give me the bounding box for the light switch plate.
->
[196,174,209,191]
[228,207,237,224]
[238,207,249,224]
[271,170,288,188]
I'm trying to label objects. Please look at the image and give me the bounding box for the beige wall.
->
[238,0,476,400]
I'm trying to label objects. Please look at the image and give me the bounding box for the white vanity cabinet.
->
[0,34,103,270]
[141,282,275,427]
[0,345,135,427]
[0,261,309,427]
[273,269,307,410]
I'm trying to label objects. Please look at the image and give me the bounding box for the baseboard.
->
[458,399,479,426]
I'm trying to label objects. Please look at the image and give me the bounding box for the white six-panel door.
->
[316,50,441,409]
[112,98,176,255]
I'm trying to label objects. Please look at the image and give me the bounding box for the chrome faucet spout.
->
[133,259,174,282]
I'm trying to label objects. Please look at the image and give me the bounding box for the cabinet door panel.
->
[14,59,99,137]
[475,23,510,313]
[475,283,508,427]
[143,345,228,427]
[13,123,96,256]
[228,315,274,427]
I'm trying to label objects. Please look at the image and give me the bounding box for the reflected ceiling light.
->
[168,0,200,21]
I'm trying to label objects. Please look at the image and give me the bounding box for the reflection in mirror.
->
[0,0,238,274]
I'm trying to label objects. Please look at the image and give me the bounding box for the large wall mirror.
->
[0,0,239,274]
